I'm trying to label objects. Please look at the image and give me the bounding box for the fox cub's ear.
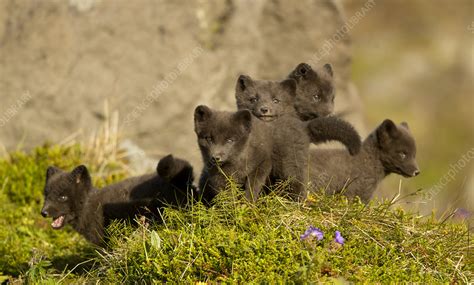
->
[236,75,254,92]
[194,105,213,123]
[400,121,410,130]
[323,63,333,77]
[280,79,297,95]
[70,165,91,186]
[46,166,61,180]
[289,63,312,79]
[157,154,175,179]
[233,110,252,132]
[376,119,400,146]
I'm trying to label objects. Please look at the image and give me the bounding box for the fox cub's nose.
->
[41,209,49,217]
[260,107,269,114]
[212,154,223,162]
[413,169,420,177]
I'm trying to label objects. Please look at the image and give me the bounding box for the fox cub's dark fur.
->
[309,119,420,203]
[41,155,194,245]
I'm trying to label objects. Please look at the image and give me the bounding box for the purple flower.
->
[454,208,472,219]
[300,226,324,241]
[334,231,345,245]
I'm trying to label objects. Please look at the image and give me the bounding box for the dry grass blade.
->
[56,100,130,179]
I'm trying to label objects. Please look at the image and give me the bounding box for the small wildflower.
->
[300,226,324,241]
[454,208,472,220]
[334,231,345,245]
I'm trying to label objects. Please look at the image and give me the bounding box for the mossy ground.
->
[0,146,472,283]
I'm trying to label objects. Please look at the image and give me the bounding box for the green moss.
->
[0,146,471,283]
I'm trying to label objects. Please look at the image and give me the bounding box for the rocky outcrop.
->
[0,0,364,167]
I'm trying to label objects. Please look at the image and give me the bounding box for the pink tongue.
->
[51,216,65,229]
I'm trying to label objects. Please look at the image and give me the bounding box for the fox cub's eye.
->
[226,138,234,144]
[201,136,212,143]
[58,195,68,202]
[272,98,280,104]
[250,98,258,103]
[399,152,406,160]
[313,94,321,102]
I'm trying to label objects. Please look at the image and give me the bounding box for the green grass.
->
[0,146,472,283]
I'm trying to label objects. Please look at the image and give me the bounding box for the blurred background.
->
[346,0,473,215]
[0,0,472,215]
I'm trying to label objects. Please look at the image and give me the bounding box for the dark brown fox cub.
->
[309,119,420,203]
[287,62,335,120]
[41,155,194,245]
[194,106,273,204]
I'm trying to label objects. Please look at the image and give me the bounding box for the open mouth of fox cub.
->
[50,215,66,229]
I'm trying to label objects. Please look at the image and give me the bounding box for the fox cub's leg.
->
[245,160,272,202]
[307,116,362,155]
